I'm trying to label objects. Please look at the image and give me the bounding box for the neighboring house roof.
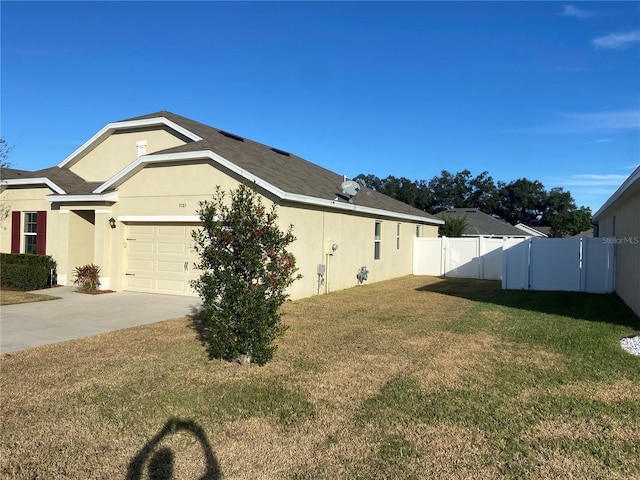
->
[3,111,442,224]
[571,228,593,238]
[514,223,549,237]
[438,208,529,237]
[592,165,640,221]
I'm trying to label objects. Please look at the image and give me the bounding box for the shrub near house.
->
[0,253,56,291]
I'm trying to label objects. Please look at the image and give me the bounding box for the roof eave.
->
[592,166,640,221]
[2,177,66,194]
[45,192,118,203]
[94,150,442,225]
[57,117,203,169]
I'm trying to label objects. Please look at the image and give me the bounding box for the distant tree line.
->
[353,170,593,238]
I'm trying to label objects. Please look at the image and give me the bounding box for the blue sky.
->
[2,1,639,213]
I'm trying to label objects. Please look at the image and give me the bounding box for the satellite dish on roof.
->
[341,180,361,197]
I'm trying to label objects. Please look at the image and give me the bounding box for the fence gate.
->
[414,236,615,293]
[502,237,615,293]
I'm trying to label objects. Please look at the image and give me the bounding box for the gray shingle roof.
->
[438,208,527,237]
[1,166,101,195]
[3,111,439,222]
[121,111,439,221]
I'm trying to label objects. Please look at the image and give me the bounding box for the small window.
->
[415,225,421,237]
[374,221,382,260]
[396,223,401,250]
[24,212,37,254]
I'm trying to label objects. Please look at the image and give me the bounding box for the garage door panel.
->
[126,223,200,297]
[127,259,155,272]
[157,260,186,273]
[126,276,154,290]
[129,241,155,254]
[157,279,189,295]
[128,225,155,235]
[158,243,188,255]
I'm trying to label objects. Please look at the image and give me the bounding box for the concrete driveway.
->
[0,287,201,354]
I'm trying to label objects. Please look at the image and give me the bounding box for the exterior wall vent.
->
[271,148,291,156]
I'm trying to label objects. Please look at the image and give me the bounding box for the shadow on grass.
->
[127,418,222,480]
[416,277,640,330]
[187,307,218,360]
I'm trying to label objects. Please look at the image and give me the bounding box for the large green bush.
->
[0,253,56,290]
[191,184,301,366]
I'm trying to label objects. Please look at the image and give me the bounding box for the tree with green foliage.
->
[566,206,593,237]
[191,184,301,366]
[496,178,548,226]
[439,213,468,237]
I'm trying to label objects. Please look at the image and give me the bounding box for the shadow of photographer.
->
[127,418,222,480]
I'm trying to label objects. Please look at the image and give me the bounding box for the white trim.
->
[281,191,444,224]
[57,117,203,168]
[593,165,640,221]
[94,150,443,226]
[118,215,201,223]
[514,223,547,237]
[2,178,66,194]
[59,209,70,214]
[45,192,118,203]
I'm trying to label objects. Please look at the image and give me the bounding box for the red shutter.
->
[36,211,47,255]
[11,211,21,253]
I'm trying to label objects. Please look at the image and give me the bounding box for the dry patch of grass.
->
[0,289,60,305]
[1,275,639,479]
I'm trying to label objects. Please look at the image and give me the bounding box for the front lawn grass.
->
[0,289,60,305]
[1,276,638,479]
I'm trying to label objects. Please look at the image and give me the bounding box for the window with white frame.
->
[374,221,382,260]
[396,223,401,250]
[24,212,38,254]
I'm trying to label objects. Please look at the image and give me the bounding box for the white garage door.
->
[126,224,201,296]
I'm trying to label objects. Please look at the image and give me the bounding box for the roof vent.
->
[271,147,291,157]
[218,130,244,142]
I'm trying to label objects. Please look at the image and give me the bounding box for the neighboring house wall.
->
[594,190,640,316]
[68,127,188,181]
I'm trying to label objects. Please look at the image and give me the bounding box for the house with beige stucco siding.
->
[1,111,442,300]
[592,166,640,317]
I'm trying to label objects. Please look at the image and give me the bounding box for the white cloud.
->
[509,110,640,134]
[592,30,640,49]
[560,111,640,131]
[559,174,629,187]
[562,5,596,19]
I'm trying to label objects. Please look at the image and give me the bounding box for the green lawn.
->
[1,276,638,479]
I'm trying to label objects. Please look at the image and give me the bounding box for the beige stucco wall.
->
[69,127,188,182]
[279,204,438,300]
[596,191,640,317]
[110,161,438,299]
[2,161,439,299]
[115,161,242,217]
[0,186,65,263]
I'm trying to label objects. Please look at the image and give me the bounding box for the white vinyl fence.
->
[502,237,615,293]
[413,236,616,293]
[413,236,525,281]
